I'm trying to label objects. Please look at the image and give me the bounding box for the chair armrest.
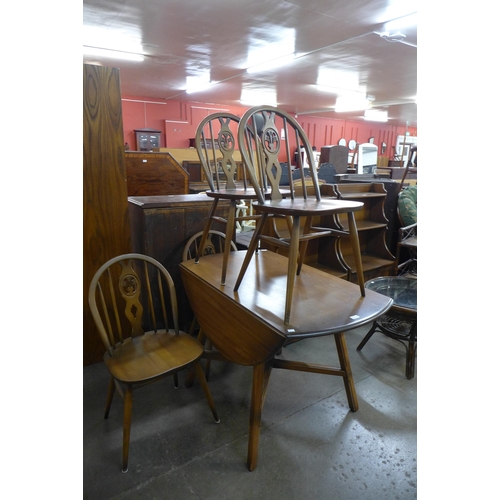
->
[398,223,417,244]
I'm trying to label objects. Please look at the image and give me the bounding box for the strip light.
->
[364,109,388,122]
[185,81,216,94]
[335,95,371,112]
[246,53,296,74]
[240,89,277,107]
[83,46,144,62]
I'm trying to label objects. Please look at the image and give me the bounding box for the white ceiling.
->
[83,0,417,127]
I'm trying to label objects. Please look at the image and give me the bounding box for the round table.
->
[356,276,417,379]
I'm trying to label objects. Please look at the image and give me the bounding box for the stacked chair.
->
[193,112,261,285]
[233,105,366,325]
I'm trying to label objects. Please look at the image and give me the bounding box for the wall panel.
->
[121,97,417,159]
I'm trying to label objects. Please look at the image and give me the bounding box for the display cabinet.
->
[134,128,162,151]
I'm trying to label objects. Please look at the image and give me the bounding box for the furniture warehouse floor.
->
[83,322,417,500]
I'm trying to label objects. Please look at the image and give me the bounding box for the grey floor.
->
[83,323,416,500]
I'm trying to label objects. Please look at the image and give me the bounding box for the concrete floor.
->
[83,323,416,500]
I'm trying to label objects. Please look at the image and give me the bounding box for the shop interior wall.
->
[121,95,417,161]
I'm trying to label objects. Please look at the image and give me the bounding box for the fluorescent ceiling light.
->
[246,26,296,74]
[185,73,215,94]
[83,46,144,62]
[383,12,417,32]
[364,109,388,122]
[316,69,363,94]
[246,53,296,74]
[240,89,277,107]
[335,95,371,112]
[316,85,368,96]
[185,81,216,94]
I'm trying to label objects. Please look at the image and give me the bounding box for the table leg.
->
[346,212,365,296]
[334,332,358,412]
[356,322,378,351]
[247,359,273,471]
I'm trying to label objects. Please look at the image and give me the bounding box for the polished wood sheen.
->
[180,250,393,470]
[83,64,131,366]
[125,152,189,196]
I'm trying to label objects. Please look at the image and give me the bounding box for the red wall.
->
[121,95,417,160]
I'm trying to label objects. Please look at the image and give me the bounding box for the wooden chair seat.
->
[104,331,204,383]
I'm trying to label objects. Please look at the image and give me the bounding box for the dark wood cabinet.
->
[134,128,162,151]
[124,152,189,196]
[128,194,230,331]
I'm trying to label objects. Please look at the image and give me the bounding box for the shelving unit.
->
[134,128,162,151]
[318,182,395,283]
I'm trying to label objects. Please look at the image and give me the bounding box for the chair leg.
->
[204,339,213,380]
[193,362,220,423]
[104,376,115,419]
[185,327,212,388]
[122,386,133,473]
[405,322,417,380]
[296,216,312,276]
[346,212,365,296]
[284,216,301,325]
[221,200,237,285]
[234,213,268,291]
[195,199,219,263]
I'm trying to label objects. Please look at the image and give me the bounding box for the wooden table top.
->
[180,250,393,365]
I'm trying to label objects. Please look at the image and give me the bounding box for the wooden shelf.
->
[338,192,386,199]
[337,217,387,231]
[259,182,396,285]
[343,253,395,280]
[317,182,395,284]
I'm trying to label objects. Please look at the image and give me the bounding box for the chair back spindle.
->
[89,254,181,357]
[197,114,241,191]
[238,107,322,204]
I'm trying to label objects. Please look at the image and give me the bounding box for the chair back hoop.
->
[88,253,179,357]
[182,230,238,262]
[195,112,243,191]
[237,105,321,205]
